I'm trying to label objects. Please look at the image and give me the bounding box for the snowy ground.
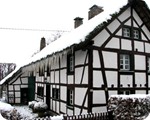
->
[0,99,150,120]
[13,105,38,120]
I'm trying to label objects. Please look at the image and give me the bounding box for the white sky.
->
[0,0,149,66]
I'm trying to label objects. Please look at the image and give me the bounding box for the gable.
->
[92,5,150,53]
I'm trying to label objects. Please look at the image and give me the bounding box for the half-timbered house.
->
[1,0,150,115]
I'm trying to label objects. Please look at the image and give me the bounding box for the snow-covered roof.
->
[0,1,132,85]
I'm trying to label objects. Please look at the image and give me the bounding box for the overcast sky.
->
[0,0,149,66]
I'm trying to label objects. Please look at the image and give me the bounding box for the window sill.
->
[67,105,73,110]
[119,70,134,74]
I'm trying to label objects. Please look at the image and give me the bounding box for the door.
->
[46,84,50,109]
[28,76,35,101]
[21,88,28,104]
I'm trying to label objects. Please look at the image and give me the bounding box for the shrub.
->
[108,95,150,120]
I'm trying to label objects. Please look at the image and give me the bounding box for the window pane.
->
[120,54,130,70]
[133,29,139,39]
[123,28,130,37]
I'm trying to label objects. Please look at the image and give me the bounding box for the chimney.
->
[40,37,46,51]
[74,17,83,28]
[88,5,104,20]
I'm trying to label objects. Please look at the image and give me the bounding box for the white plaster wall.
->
[106,71,118,87]
[105,37,120,49]
[75,67,88,84]
[107,19,120,34]
[67,109,73,115]
[55,71,59,83]
[93,90,106,104]
[60,55,67,68]
[60,86,66,101]
[15,98,20,103]
[102,51,117,68]
[74,107,81,115]
[60,102,66,113]
[93,71,103,87]
[21,85,28,88]
[15,85,20,90]
[135,73,146,87]
[121,39,132,50]
[134,41,144,52]
[120,75,133,87]
[109,91,118,96]
[13,79,21,84]
[133,21,138,28]
[75,88,87,106]
[133,9,143,26]
[142,25,150,40]
[51,71,55,83]
[15,92,20,97]
[21,78,28,84]
[124,19,131,26]
[134,55,146,70]
[93,29,109,47]
[141,33,148,41]
[93,50,101,68]
[60,69,67,84]
[9,85,13,90]
[68,76,73,84]
[75,50,87,66]
[135,90,146,94]
[145,43,150,53]
[82,109,87,114]
[56,101,59,113]
[116,29,122,36]
[92,106,107,113]
[148,76,150,87]
[118,8,131,22]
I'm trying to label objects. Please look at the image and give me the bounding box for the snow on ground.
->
[13,105,38,120]
[0,98,150,120]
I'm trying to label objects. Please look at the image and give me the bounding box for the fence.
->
[34,111,113,120]
[63,112,110,120]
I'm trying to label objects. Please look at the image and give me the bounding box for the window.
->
[123,27,131,38]
[120,54,130,70]
[47,65,50,76]
[67,54,74,74]
[52,88,60,100]
[39,67,44,76]
[37,86,44,97]
[133,29,140,39]
[122,26,141,39]
[67,89,74,106]
[147,57,150,71]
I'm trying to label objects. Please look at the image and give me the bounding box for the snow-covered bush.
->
[28,101,37,110]
[108,94,150,120]
[28,101,48,117]
[34,101,48,112]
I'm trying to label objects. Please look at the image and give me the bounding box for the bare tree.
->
[0,63,16,80]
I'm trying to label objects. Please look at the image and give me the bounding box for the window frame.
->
[67,54,74,74]
[37,86,44,97]
[147,57,150,72]
[120,54,130,71]
[123,27,131,38]
[52,88,60,100]
[67,88,74,107]
[122,26,141,40]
